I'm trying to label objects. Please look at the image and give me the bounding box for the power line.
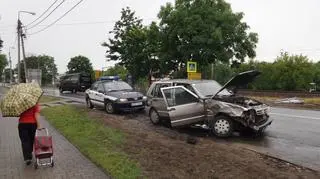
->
[25,0,59,27]
[0,18,158,29]
[28,0,84,36]
[27,0,66,30]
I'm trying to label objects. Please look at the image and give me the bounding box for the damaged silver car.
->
[146,70,273,137]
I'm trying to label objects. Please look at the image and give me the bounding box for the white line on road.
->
[270,113,320,120]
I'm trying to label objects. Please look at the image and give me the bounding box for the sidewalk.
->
[0,116,109,179]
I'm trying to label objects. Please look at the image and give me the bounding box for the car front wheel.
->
[105,101,115,114]
[149,109,160,125]
[210,115,234,137]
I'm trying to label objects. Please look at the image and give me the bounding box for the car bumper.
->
[114,101,146,112]
[250,117,273,131]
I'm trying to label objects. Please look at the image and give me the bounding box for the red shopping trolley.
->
[33,128,54,169]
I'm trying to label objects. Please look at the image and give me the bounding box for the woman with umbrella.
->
[0,82,43,165]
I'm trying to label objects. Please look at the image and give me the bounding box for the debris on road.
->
[275,97,304,104]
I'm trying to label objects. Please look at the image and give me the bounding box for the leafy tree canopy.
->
[158,0,258,69]
[17,55,57,84]
[67,55,94,75]
[0,37,3,52]
[0,54,8,81]
[103,64,128,80]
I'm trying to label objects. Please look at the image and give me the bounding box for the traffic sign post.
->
[187,61,201,80]
[187,61,197,73]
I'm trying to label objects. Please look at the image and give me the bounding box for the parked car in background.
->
[59,73,92,93]
[85,80,147,113]
[146,70,272,137]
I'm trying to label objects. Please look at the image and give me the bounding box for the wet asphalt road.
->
[43,88,320,171]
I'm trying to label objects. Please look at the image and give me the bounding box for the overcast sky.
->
[1,0,320,74]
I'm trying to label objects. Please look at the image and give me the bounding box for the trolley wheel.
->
[34,163,38,169]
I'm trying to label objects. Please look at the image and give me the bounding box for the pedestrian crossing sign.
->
[187,61,197,73]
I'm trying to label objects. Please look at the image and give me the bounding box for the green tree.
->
[158,0,258,71]
[233,53,315,91]
[0,54,8,81]
[67,55,94,76]
[0,37,3,52]
[18,55,57,85]
[214,62,234,85]
[272,53,313,91]
[104,64,128,80]
[3,68,14,82]
[312,62,320,89]
[103,7,158,82]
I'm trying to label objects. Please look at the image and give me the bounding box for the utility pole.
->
[8,48,13,83]
[17,20,21,84]
[21,32,28,82]
[17,10,35,83]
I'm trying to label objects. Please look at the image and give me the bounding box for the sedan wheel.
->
[105,102,115,114]
[211,116,234,137]
[149,109,160,125]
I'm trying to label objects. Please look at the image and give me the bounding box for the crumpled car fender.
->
[208,100,248,117]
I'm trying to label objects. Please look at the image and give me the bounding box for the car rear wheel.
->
[86,97,94,109]
[210,115,234,137]
[105,101,115,114]
[149,109,160,125]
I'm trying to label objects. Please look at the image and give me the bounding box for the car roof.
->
[152,79,216,85]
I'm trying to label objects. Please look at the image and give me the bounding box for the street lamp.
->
[18,11,36,19]
[8,47,15,84]
[17,10,36,83]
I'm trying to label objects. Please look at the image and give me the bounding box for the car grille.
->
[127,97,143,101]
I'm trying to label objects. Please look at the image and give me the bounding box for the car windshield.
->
[192,81,231,98]
[103,81,133,91]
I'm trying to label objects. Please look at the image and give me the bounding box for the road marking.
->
[270,113,320,120]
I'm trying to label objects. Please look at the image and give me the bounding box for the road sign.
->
[187,61,197,73]
[27,69,42,86]
[94,70,102,79]
[188,72,201,80]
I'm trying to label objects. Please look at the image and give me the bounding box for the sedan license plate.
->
[131,102,143,106]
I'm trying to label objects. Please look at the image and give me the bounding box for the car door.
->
[88,82,98,105]
[95,83,106,107]
[161,86,206,127]
[149,83,172,118]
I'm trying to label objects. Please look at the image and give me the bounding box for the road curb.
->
[43,93,85,104]
[243,147,319,172]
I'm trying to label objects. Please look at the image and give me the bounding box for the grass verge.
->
[41,105,141,178]
[39,96,61,103]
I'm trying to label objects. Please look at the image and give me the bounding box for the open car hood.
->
[214,70,261,97]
